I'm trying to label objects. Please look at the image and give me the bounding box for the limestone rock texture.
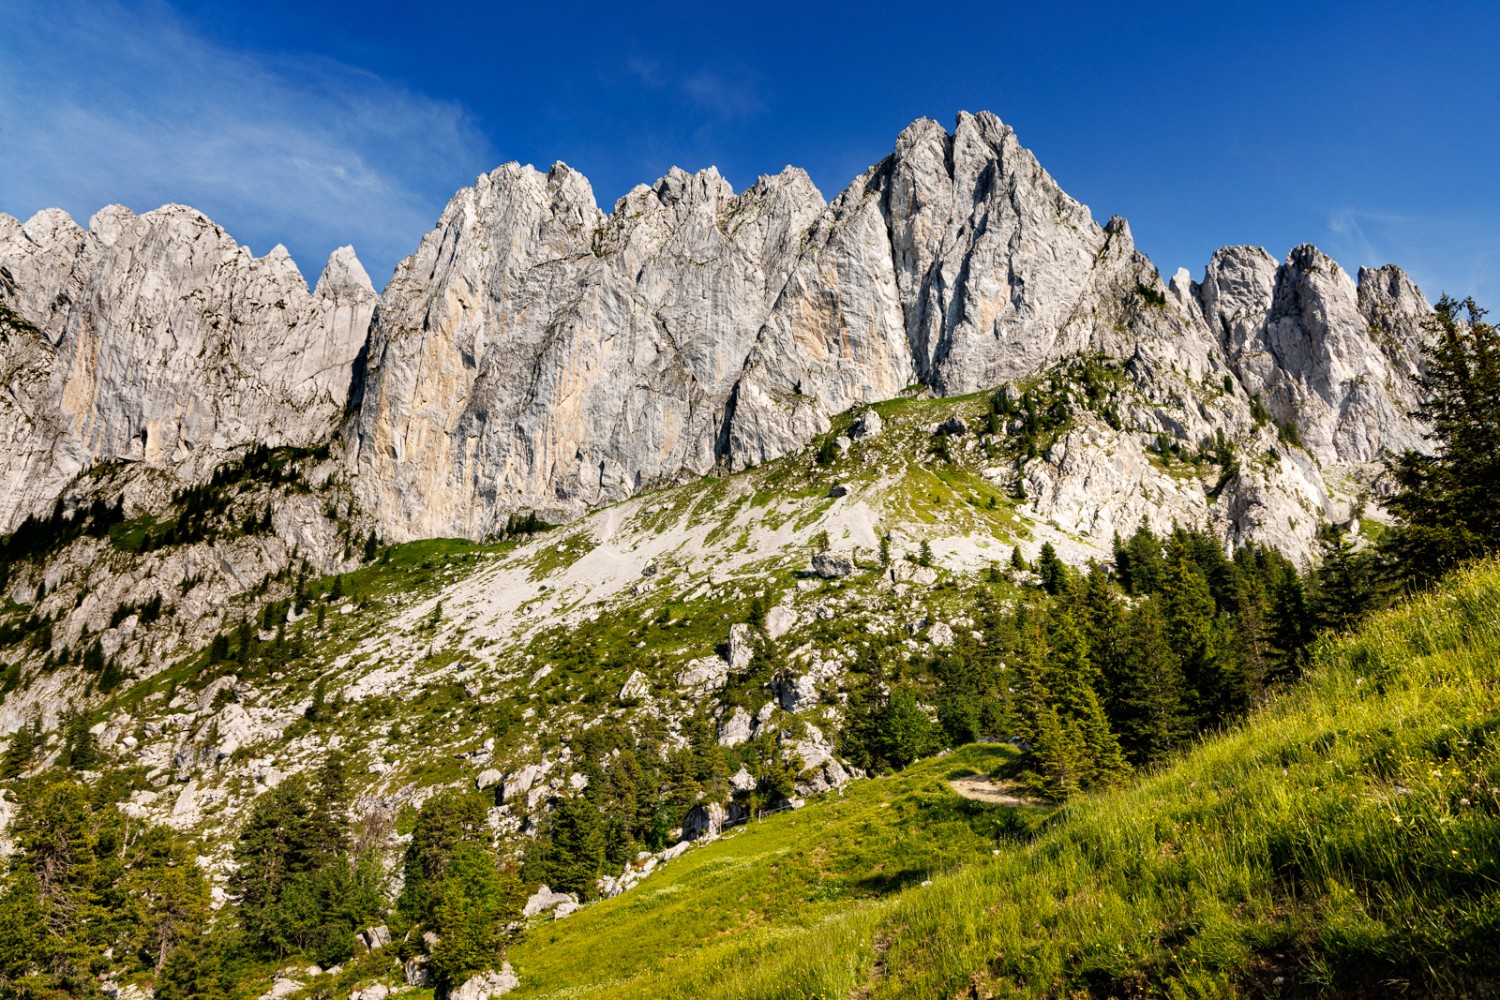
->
[349,111,1432,548]
[1,111,1434,563]
[0,203,376,531]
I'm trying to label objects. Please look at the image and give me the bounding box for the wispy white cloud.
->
[1323,207,1500,306]
[0,1,492,287]
[623,56,766,122]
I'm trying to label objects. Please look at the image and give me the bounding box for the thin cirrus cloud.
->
[0,2,493,289]
[1324,208,1500,306]
[624,56,767,121]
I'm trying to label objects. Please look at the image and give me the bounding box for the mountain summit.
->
[0,112,1429,558]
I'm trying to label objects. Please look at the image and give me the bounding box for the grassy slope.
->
[506,561,1500,999]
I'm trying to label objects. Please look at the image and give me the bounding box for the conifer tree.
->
[1108,599,1192,765]
[1267,563,1313,684]
[400,788,490,924]
[1384,296,1500,581]
[1161,543,1240,727]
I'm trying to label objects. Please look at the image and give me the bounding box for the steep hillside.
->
[474,559,1500,999]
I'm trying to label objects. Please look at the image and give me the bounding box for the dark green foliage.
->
[1134,282,1167,308]
[399,788,490,925]
[1113,521,1164,594]
[538,794,609,897]
[230,754,377,962]
[62,713,99,771]
[876,686,938,770]
[1383,296,1500,583]
[154,932,230,1000]
[1035,542,1067,594]
[502,510,548,538]
[1106,599,1192,765]
[0,495,124,578]
[0,774,212,996]
[0,719,40,779]
[428,843,524,990]
[816,435,838,466]
[1308,527,1385,633]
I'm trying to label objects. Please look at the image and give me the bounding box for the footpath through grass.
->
[508,744,1043,998]
[509,560,1500,999]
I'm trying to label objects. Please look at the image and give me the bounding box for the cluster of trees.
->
[839,526,1312,796]
[521,714,796,897]
[0,774,211,999]
[0,496,124,588]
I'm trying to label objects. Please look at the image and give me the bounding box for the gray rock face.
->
[1,111,1433,567]
[347,111,1429,544]
[522,885,576,918]
[348,161,825,538]
[1202,245,1427,464]
[810,551,856,579]
[0,205,376,531]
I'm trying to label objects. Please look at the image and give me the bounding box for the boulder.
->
[618,669,650,701]
[810,551,855,579]
[675,656,728,690]
[718,706,753,747]
[726,623,756,671]
[729,766,757,793]
[929,621,954,647]
[356,924,391,952]
[937,416,968,436]
[523,885,577,918]
[451,965,519,1000]
[475,769,504,791]
[503,764,544,802]
[350,985,389,1000]
[404,956,431,987]
[682,801,727,841]
[776,673,820,713]
[849,409,883,440]
[764,605,796,638]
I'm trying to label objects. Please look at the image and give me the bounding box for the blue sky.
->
[2,1,1497,303]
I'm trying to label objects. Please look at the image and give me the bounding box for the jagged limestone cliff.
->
[0,203,376,531]
[346,112,1432,556]
[1,111,1434,564]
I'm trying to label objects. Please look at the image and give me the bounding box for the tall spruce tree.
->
[1161,543,1241,727]
[1109,599,1192,765]
[1384,296,1500,582]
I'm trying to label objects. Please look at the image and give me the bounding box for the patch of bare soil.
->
[948,774,1048,807]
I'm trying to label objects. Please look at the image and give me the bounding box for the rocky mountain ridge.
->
[2,111,1432,560]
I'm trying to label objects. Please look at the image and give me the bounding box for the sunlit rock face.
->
[350,112,1430,551]
[0,203,375,530]
[2,112,1432,562]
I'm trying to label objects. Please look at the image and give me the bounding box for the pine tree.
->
[1114,520,1165,594]
[0,720,38,780]
[1384,296,1500,582]
[1267,563,1313,684]
[543,795,607,898]
[1109,599,1192,765]
[1035,542,1067,594]
[878,685,937,769]
[429,843,524,990]
[1161,543,1241,727]
[400,788,490,924]
[1308,528,1384,633]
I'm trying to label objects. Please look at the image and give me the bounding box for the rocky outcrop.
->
[0,204,376,531]
[348,111,1430,544]
[348,161,825,539]
[1200,245,1427,464]
[1,111,1433,563]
